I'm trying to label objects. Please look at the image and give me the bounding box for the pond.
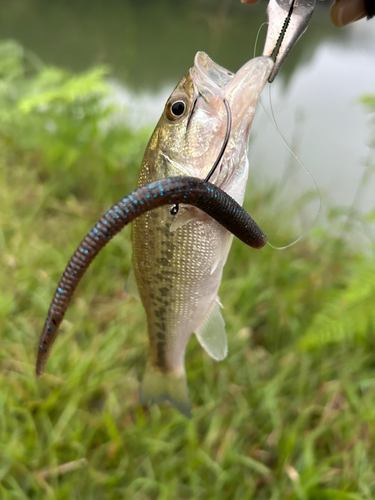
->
[2,0,375,228]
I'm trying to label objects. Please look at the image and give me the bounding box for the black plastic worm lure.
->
[36,176,266,377]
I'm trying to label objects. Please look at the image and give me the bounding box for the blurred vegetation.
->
[0,40,148,200]
[1,40,375,499]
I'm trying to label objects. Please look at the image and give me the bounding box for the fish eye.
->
[165,97,188,121]
[171,101,185,116]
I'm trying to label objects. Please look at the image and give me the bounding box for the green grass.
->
[1,40,375,499]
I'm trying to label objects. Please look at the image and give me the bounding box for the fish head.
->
[148,52,273,190]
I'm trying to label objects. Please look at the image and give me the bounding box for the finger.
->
[330,0,367,27]
[240,0,261,4]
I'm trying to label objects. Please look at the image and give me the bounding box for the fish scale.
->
[134,207,219,371]
[36,175,267,379]
[36,51,273,417]
[132,52,273,416]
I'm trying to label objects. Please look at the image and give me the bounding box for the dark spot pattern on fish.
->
[154,307,167,319]
[156,341,167,370]
[161,240,176,250]
[157,227,171,238]
[155,273,173,283]
[36,175,266,377]
[153,299,168,370]
[156,294,168,306]
[155,270,174,276]
[156,258,170,266]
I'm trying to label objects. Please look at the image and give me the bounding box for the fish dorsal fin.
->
[125,265,140,300]
[195,297,227,361]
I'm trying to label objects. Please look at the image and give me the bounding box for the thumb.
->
[330,0,367,27]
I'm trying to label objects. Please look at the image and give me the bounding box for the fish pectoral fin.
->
[195,297,227,361]
[125,265,140,300]
[169,206,207,232]
[139,362,191,418]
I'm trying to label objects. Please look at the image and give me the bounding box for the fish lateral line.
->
[36,175,266,377]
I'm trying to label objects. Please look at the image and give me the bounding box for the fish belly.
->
[132,204,231,373]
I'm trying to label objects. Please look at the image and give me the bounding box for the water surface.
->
[1,0,375,230]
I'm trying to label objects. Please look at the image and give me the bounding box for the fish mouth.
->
[223,56,273,124]
[193,52,234,91]
[187,52,273,188]
[191,51,273,125]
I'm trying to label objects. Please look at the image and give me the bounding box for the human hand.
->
[330,0,370,27]
[240,0,372,27]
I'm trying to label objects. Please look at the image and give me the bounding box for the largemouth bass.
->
[132,52,273,416]
[36,177,266,375]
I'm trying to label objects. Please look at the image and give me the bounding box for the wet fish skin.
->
[36,176,266,378]
[132,53,273,416]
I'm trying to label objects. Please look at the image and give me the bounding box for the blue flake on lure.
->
[36,173,267,384]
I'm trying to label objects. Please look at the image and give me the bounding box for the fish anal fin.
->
[139,362,191,418]
[125,265,140,300]
[195,297,227,361]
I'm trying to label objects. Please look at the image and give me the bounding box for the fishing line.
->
[262,85,321,250]
[205,98,232,182]
[254,22,268,58]
[186,94,199,129]
[253,21,321,250]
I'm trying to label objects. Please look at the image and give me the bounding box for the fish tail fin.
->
[139,362,191,418]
